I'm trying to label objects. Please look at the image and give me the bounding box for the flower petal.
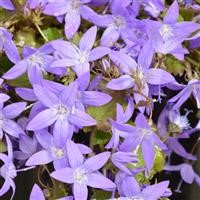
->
[69,108,96,127]
[180,164,195,184]
[79,26,97,52]
[50,167,74,184]
[88,47,110,62]
[27,109,58,130]
[33,84,59,107]
[43,2,68,16]
[87,173,116,189]
[65,11,81,39]
[83,152,110,173]
[73,183,88,200]
[164,0,179,24]
[66,139,84,168]
[29,184,45,200]
[142,136,155,170]
[142,181,169,199]
[3,60,27,80]
[106,75,134,90]
[3,102,26,119]
[81,91,112,106]
[51,58,78,68]
[26,150,53,166]
[147,68,175,85]
[3,119,24,138]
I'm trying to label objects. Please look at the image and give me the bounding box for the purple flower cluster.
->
[0,0,200,200]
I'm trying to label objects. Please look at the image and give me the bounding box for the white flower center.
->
[159,24,174,40]
[113,16,125,28]
[73,168,88,184]
[57,105,69,119]
[79,51,88,64]
[173,114,190,131]
[141,128,152,136]
[51,146,64,159]
[29,54,43,65]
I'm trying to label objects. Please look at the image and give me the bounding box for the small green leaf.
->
[153,147,165,172]
[91,189,112,200]
[0,55,13,76]
[7,74,31,88]
[165,55,185,76]
[15,29,37,47]
[180,8,194,21]
[87,91,125,123]
[93,130,110,145]
[0,141,7,153]
[42,27,63,41]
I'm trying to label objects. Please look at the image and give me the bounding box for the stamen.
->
[73,168,88,184]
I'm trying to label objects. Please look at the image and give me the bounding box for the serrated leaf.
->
[42,27,63,41]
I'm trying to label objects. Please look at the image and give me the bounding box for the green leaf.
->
[180,8,194,21]
[7,74,31,88]
[42,27,63,41]
[153,147,165,172]
[93,130,110,145]
[0,55,13,76]
[165,55,185,76]
[0,141,7,153]
[87,91,125,123]
[91,189,112,200]
[15,29,38,47]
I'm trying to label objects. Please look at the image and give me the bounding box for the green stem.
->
[34,23,48,42]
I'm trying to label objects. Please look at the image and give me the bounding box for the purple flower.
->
[114,171,170,199]
[120,113,167,171]
[14,134,38,163]
[165,163,200,186]
[26,82,96,140]
[0,27,20,63]
[144,0,200,57]
[24,0,48,10]
[106,98,134,149]
[51,140,116,200]
[3,44,56,85]
[42,74,112,111]
[169,79,200,109]
[51,26,109,77]
[26,129,92,169]
[143,0,164,18]
[85,0,136,46]
[0,0,15,10]
[29,184,45,200]
[111,151,137,175]
[0,93,10,104]
[0,101,26,139]
[107,42,176,111]
[43,0,93,39]
[0,136,16,199]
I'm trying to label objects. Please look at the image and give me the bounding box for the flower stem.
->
[34,23,48,42]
